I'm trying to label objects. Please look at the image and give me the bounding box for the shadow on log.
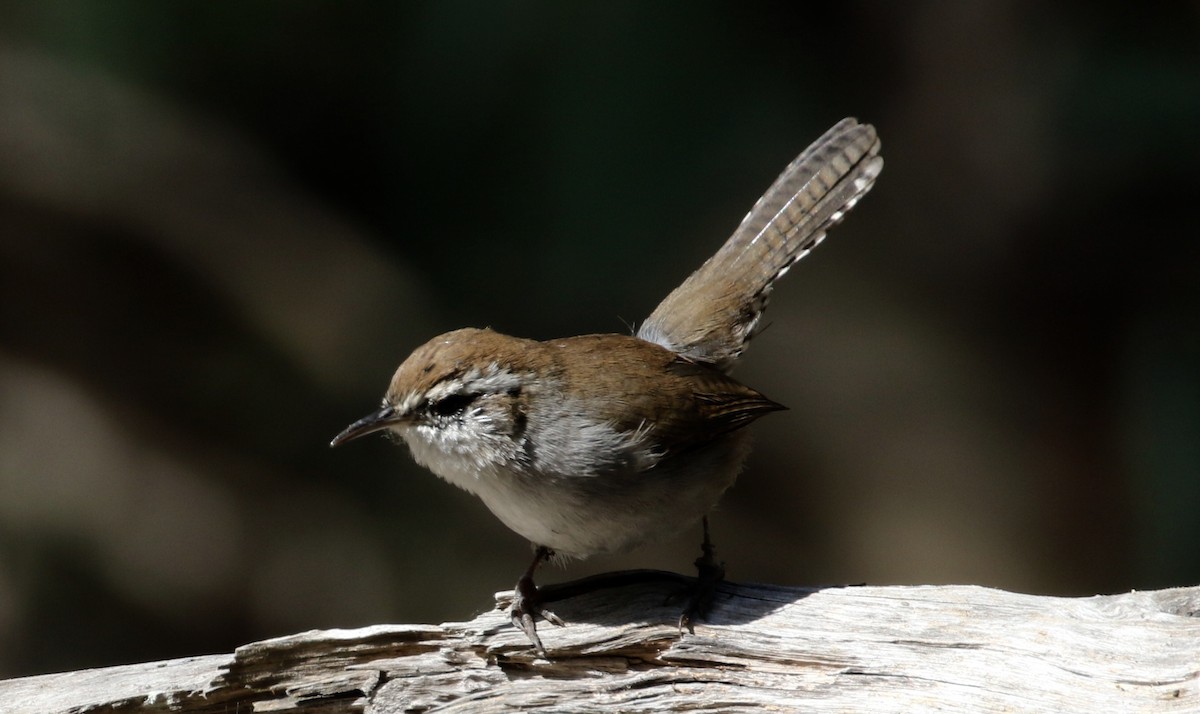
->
[3,576,1198,712]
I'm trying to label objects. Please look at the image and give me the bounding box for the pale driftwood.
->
[3,577,1198,713]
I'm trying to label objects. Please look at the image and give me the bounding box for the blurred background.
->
[1,1,1198,678]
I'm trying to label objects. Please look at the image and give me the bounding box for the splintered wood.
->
[2,579,1197,713]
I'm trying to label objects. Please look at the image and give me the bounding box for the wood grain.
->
[4,577,1198,713]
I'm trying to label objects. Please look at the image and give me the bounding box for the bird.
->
[331,117,883,654]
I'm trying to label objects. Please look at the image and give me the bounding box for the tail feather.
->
[637,118,882,372]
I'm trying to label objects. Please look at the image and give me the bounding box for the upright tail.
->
[637,118,882,373]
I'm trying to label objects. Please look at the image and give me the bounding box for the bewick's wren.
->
[332,118,882,653]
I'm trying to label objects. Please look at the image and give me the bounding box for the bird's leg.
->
[510,545,564,655]
[678,516,726,633]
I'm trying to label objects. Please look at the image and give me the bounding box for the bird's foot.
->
[509,547,564,656]
[676,517,725,633]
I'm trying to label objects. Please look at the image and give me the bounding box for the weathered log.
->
[3,576,1198,713]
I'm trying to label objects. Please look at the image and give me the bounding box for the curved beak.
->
[330,405,405,447]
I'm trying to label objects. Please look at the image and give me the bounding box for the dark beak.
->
[330,405,405,447]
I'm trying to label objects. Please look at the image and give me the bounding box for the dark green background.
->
[1,2,1198,677]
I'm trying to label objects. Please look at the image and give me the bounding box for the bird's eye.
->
[429,392,477,418]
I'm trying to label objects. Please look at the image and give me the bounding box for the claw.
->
[678,516,725,634]
[509,546,561,655]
